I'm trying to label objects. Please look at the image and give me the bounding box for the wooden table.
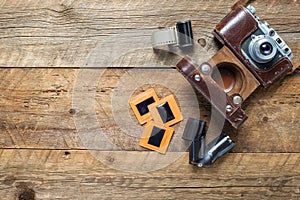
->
[0,0,299,199]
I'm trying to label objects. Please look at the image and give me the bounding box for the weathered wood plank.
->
[0,1,299,199]
[0,0,298,67]
[0,150,299,199]
[0,68,298,152]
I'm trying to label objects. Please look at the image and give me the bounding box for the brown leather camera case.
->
[176,5,293,128]
[176,55,249,128]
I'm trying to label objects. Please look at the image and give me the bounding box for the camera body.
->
[213,5,293,87]
[176,5,294,128]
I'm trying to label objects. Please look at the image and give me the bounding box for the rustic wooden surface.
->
[0,0,299,199]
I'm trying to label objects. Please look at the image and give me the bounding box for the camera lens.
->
[248,35,277,64]
[260,42,273,55]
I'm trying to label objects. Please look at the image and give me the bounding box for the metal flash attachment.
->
[197,134,236,168]
[152,20,194,49]
[182,119,236,167]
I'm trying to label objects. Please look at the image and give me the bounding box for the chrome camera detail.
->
[248,35,277,63]
[241,6,293,71]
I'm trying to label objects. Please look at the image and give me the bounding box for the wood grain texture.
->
[0,0,299,199]
[0,68,299,152]
[0,0,299,68]
[0,150,299,199]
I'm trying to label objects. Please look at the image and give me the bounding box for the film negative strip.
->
[152,20,194,49]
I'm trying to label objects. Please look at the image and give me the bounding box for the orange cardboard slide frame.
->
[139,121,174,154]
[148,95,183,127]
[129,88,159,125]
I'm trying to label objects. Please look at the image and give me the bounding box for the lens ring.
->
[249,35,277,64]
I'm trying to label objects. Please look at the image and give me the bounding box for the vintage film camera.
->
[176,5,294,128]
